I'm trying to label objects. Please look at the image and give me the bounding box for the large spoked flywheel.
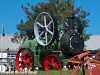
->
[34,12,55,46]
[16,48,33,72]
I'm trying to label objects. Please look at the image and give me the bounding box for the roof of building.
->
[0,35,20,51]
[0,34,100,51]
[85,35,100,50]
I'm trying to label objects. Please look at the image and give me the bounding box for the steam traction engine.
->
[16,12,84,71]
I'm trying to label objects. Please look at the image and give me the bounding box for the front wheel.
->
[42,54,62,71]
[16,48,33,72]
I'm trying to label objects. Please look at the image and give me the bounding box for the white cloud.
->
[0,35,20,50]
[85,35,100,50]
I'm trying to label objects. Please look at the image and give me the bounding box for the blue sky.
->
[0,0,99,35]
[80,0,100,35]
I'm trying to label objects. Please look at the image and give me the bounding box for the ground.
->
[0,70,71,75]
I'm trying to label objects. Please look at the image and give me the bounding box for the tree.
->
[17,0,90,57]
[17,0,89,39]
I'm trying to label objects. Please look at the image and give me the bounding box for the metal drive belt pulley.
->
[34,12,55,46]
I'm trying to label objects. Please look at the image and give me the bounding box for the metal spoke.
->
[45,32,48,44]
[40,31,44,36]
[44,16,47,27]
[36,22,44,28]
[46,28,53,35]
[39,31,44,37]
[51,57,55,63]
[47,20,53,27]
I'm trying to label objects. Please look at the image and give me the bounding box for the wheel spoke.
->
[51,57,55,63]
[46,28,53,35]
[39,31,45,38]
[44,16,47,27]
[47,20,53,27]
[36,22,44,28]
[45,32,48,44]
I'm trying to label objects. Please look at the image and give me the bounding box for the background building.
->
[85,35,100,50]
[0,34,20,72]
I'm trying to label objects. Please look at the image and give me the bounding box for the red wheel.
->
[43,55,61,71]
[16,48,33,72]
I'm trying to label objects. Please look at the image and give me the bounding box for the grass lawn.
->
[38,70,70,75]
[0,69,84,75]
[0,70,71,75]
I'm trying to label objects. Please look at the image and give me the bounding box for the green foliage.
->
[17,0,90,40]
[16,0,90,57]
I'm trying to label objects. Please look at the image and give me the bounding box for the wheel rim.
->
[16,48,33,72]
[43,55,61,71]
[34,12,54,46]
